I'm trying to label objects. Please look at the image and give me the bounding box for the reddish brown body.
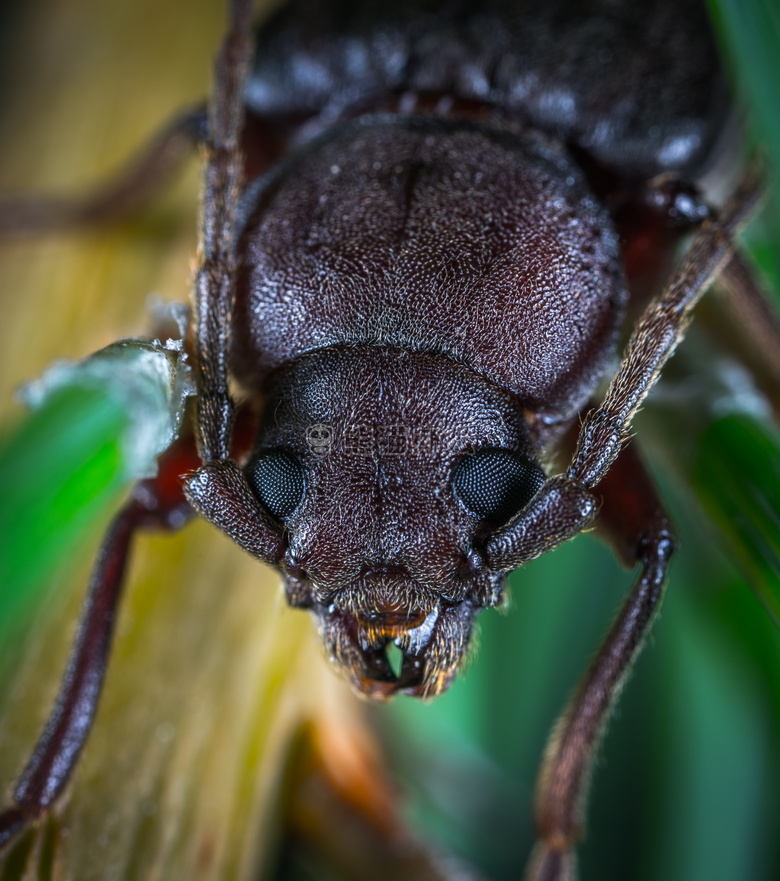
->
[234,119,625,426]
[2,2,761,877]
[221,0,728,696]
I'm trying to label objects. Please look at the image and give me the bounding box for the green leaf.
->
[0,340,193,641]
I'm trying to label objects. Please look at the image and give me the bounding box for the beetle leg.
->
[0,503,140,849]
[715,249,780,392]
[0,502,170,849]
[525,444,675,881]
[522,163,763,874]
[569,160,765,490]
[0,429,199,851]
[0,108,207,237]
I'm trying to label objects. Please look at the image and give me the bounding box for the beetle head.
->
[237,346,548,699]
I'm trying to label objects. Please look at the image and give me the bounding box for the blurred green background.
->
[0,1,778,880]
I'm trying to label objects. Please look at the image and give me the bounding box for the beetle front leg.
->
[0,431,197,852]
[525,444,675,881]
[569,161,764,490]
[0,499,144,849]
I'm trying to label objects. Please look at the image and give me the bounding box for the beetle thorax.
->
[232,117,628,427]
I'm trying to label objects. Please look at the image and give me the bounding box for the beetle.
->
[0,0,775,878]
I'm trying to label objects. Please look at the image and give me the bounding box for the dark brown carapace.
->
[231,117,625,697]
[189,0,727,699]
[0,0,769,877]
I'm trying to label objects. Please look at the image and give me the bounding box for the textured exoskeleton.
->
[1,2,763,879]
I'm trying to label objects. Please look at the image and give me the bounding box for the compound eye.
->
[452,449,546,524]
[245,451,306,520]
